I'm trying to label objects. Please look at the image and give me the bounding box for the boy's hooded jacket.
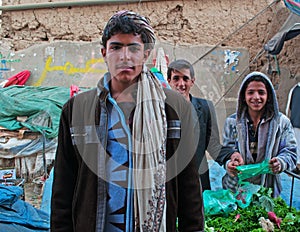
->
[222,71,297,197]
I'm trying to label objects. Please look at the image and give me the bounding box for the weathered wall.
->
[1,0,299,75]
[0,0,299,113]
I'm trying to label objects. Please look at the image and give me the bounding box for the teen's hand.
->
[227,152,244,177]
[269,157,282,174]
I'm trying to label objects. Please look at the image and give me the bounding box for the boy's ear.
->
[144,49,150,61]
[191,78,195,87]
[101,48,107,59]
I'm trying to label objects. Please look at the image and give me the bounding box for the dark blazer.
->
[191,95,233,191]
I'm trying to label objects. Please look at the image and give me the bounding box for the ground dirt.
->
[24,182,42,209]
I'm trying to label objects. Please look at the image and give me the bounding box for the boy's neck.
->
[247,110,263,128]
[110,81,138,103]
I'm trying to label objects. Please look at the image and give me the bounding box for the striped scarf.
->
[132,65,167,231]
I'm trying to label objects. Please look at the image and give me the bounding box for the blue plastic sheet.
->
[0,185,50,231]
[0,185,23,206]
[40,168,53,215]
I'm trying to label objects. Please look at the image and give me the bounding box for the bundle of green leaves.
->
[205,187,300,232]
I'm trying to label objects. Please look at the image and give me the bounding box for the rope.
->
[190,0,281,107]
[192,0,281,66]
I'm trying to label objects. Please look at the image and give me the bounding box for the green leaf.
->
[283,212,295,225]
[259,195,274,212]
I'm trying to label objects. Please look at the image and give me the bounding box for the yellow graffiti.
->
[33,56,107,86]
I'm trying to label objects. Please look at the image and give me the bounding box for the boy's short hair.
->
[167,59,195,79]
[101,10,155,51]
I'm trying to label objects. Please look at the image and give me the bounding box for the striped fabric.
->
[284,0,300,16]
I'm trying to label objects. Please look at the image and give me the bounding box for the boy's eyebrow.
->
[172,75,191,79]
[108,42,142,46]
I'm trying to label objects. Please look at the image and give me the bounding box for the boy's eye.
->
[258,90,266,95]
[183,76,190,81]
[128,45,140,52]
[111,45,122,50]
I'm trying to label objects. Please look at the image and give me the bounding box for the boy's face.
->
[245,80,268,115]
[168,68,195,101]
[101,33,149,87]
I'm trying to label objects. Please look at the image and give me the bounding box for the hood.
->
[236,71,279,122]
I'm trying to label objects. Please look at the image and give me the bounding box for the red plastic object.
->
[70,84,80,97]
[3,70,31,87]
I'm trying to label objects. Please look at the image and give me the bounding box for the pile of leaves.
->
[205,187,300,232]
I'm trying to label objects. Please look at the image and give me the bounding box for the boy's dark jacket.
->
[51,76,204,232]
[191,95,234,191]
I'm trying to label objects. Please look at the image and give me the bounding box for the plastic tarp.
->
[0,137,57,158]
[0,185,50,231]
[264,12,300,55]
[0,86,71,138]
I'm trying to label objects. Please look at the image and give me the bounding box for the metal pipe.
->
[284,169,300,210]
[41,130,48,180]
[290,176,294,210]
[0,0,158,12]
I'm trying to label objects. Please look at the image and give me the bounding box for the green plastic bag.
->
[203,189,237,216]
[236,159,272,182]
[203,183,261,216]
[234,182,261,208]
